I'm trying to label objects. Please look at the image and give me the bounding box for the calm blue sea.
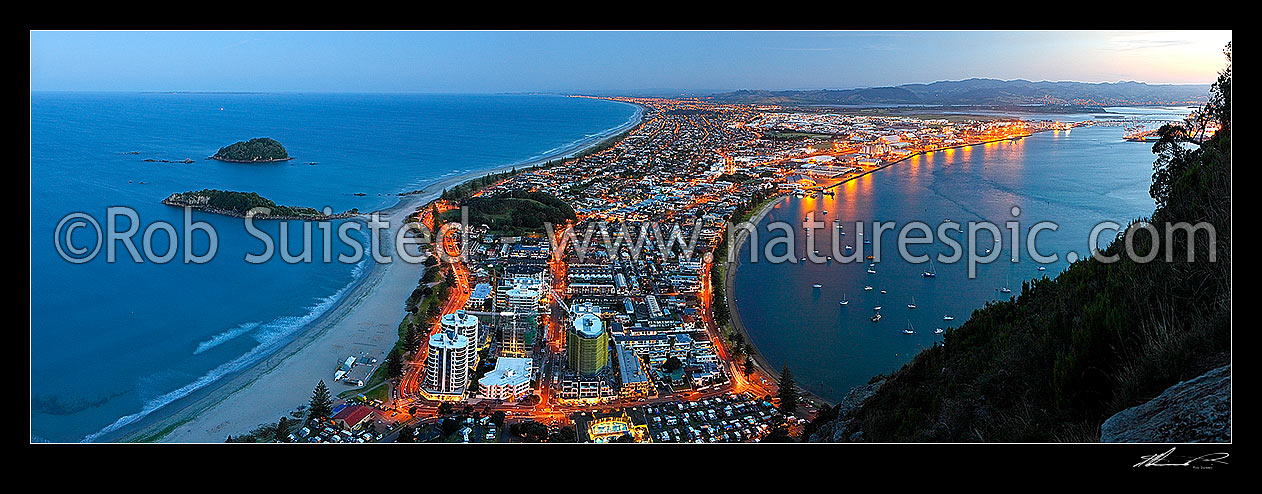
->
[30,92,638,442]
[733,109,1189,403]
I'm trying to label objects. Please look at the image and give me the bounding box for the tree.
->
[406,288,425,313]
[421,267,438,284]
[386,348,404,380]
[491,410,507,427]
[403,323,420,354]
[777,366,799,415]
[441,267,455,291]
[309,380,333,419]
[437,402,454,416]
[762,423,795,443]
[662,355,683,373]
[441,418,461,438]
[510,420,548,442]
[396,426,415,443]
[275,417,291,442]
[744,356,755,377]
[548,426,577,443]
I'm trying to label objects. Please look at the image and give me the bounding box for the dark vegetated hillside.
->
[459,190,577,232]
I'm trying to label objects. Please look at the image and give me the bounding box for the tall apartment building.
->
[441,310,482,354]
[420,329,474,401]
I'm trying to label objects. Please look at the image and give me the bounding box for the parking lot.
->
[291,424,383,444]
[643,392,798,443]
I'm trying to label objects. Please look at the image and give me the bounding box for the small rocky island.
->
[163,189,357,220]
[210,137,292,163]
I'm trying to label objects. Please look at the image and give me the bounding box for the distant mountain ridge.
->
[711,78,1210,107]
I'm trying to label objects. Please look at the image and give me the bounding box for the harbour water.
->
[30,92,638,442]
[731,113,1184,403]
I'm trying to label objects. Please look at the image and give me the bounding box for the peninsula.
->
[163,189,357,220]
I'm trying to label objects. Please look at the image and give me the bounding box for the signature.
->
[1135,447,1230,469]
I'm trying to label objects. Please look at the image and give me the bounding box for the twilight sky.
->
[30,31,1232,93]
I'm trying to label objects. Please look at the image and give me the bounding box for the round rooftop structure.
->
[442,310,479,329]
[572,313,605,339]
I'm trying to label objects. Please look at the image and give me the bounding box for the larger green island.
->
[210,137,292,162]
[163,189,357,220]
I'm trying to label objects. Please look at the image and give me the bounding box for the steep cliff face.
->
[1101,365,1231,443]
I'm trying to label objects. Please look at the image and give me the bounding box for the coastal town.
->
[31,30,1234,471]
[253,96,1114,444]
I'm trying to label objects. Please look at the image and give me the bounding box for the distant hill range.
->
[709,78,1210,108]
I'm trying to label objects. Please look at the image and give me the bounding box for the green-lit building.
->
[567,311,610,376]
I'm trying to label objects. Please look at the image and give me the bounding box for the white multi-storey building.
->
[441,310,481,354]
[421,329,473,401]
[477,357,533,401]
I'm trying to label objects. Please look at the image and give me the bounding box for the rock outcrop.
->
[1101,364,1231,443]
[808,378,884,443]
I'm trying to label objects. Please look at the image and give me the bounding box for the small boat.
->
[866,255,874,260]
[867,268,877,274]
[871,313,882,322]
[812,283,822,289]
[864,286,873,291]
[907,297,917,309]
[943,315,954,321]
[934,327,944,334]
[1037,266,1046,271]
[922,259,937,278]
[839,294,849,306]
[863,239,872,245]
[880,289,887,294]
[845,245,853,251]
[903,321,916,334]
[874,306,883,311]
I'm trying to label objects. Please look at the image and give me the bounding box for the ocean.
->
[731,108,1191,403]
[29,92,639,442]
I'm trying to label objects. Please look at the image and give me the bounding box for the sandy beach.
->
[723,197,787,389]
[127,173,462,443]
[114,103,644,443]
[723,194,836,407]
